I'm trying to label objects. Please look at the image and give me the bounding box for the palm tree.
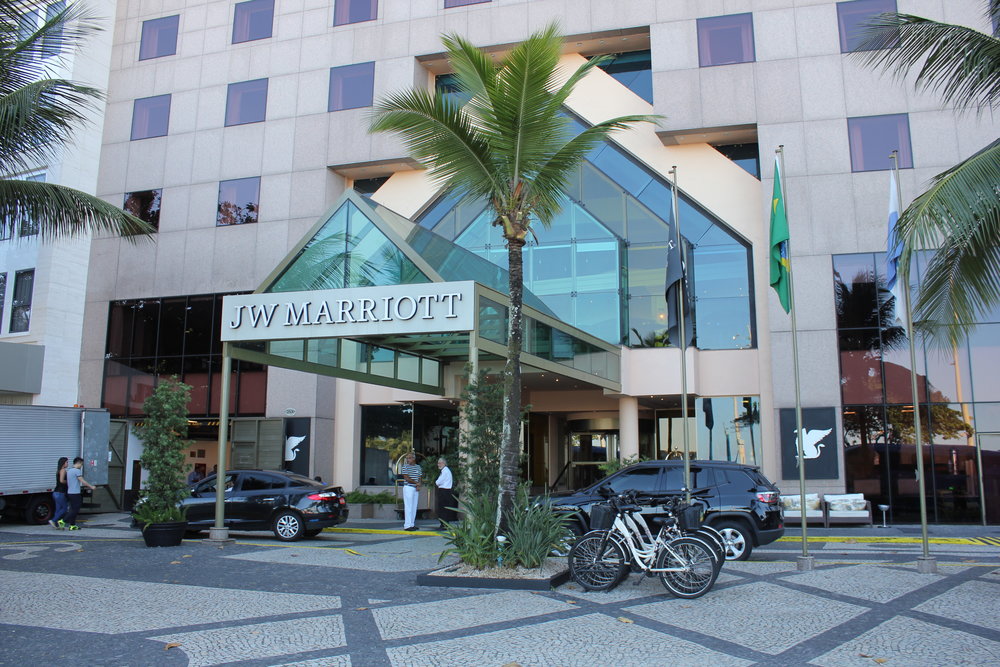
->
[0,0,152,239]
[370,23,654,529]
[853,1,1000,345]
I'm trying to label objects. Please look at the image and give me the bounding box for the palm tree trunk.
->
[497,237,525,532]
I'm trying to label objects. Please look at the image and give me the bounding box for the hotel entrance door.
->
[569,431,619,489]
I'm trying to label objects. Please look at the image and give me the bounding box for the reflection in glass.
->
[217,177,259,226]
[692,396,761,464]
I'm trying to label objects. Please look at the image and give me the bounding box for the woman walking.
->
[49,457,69,529]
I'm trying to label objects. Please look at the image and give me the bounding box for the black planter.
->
[141,521,188,547]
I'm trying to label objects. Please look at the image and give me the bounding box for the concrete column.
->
[619,395,639,461]
[333,378,360,491]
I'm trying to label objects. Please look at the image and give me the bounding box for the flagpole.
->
[668,166,691,501]
[891,151,936,574]
[776,146,813,570]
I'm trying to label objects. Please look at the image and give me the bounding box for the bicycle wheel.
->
[691,529,726,574]
[656,536,719,599]
[568,532,628,591]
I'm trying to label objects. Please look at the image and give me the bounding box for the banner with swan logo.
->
[779,407,839,479]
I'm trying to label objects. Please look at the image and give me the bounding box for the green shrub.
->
[344,489,398,504]
[134,378,192,526]
[439,492,499,569]
[504,485,573,568]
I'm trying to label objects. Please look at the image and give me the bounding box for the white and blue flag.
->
[885,169,906,331]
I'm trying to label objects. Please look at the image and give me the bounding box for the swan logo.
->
[795,428,832,462]
[285,435,307,462]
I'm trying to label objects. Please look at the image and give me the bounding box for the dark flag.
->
[665,224,694,346]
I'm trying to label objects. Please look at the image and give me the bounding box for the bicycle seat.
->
[649,517,677,528]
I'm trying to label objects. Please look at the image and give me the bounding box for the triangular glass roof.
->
[261,191,553,316]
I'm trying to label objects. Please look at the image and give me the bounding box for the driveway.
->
[1,514,998,666]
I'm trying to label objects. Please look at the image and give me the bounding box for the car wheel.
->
[714,520,752,561]
[304,528,323,538]
[272,511,305,541]
[25,496,55,525]
[184,529,206,538]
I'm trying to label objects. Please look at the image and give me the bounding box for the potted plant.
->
[133,377,192,547]
[344,489,399,519]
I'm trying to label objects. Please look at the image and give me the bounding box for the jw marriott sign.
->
[221,281,476,342]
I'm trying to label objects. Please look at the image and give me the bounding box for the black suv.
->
[180,470,349,541]
[549,460,783,560]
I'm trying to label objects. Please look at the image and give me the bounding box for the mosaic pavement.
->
[1,515,998,666]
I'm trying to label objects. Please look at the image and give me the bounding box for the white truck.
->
[0,405,110,524]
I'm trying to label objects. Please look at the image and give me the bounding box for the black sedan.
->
[183,470,349,541]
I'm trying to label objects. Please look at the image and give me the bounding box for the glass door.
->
[569,431,618,489]
[977,433,1000,525]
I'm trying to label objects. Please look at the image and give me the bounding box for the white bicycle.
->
[568,490,721,599]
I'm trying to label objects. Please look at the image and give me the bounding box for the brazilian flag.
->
[769,160,791,314]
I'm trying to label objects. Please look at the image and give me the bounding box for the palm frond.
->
[896,138,1000,343]
[369,88,500,201]
[0,178,155,241]
[0,78,101,174]
[853,10,1000,113]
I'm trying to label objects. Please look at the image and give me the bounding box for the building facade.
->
[77,0,1000,523]
[0,0,116,407]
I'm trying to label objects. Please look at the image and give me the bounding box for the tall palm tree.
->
[854,1,1000,345]
[0,0,152,239]
[370,23,654,529]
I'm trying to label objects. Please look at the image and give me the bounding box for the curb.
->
[417,568,571,591]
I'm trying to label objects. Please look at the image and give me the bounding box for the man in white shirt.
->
[435,457,456,528]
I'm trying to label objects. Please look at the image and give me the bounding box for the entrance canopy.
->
[221,191,621,395]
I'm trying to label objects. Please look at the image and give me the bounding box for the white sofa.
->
[823,493,872,528]
[781,493,824,525]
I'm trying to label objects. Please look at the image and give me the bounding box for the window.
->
[123,189,162,231]
[847,113,912,172]
[225,78,268,126]
[217,177,260,226]
[16,8,38,46]
[607,467,661,494]
[139,15,179,60]
[10,269,34,333]
[232,0,273,44]
[334,0,376,26]
[714,143,760,179]
[240,472,286,491]
[697,13,755,66]
[18,173,45,237]
[444,0,489,7]
[596,50,652,104]
[40,1,65,57]
[837,0,897,53]
[0,274,6,321]
[131,94,171,140]
[328,62,375,111]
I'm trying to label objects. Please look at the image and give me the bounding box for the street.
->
[1,514,999,666]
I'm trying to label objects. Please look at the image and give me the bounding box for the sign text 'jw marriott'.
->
[221,282,476,342]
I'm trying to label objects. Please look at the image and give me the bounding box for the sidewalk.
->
[1,513,998,666]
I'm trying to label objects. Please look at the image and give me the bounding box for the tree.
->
[0,0,153,240]
[133,378,192,526]
[854,1,1000,345]
[369,24,655,529]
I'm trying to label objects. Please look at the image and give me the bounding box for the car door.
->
[227,472,288,528]
[183,473,239,526]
